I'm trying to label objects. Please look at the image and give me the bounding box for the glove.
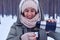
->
[21,32,36,40]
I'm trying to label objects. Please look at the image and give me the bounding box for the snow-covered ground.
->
[0,15,17,40]
[0,15,60,40]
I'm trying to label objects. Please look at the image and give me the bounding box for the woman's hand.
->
[21,32,36,40]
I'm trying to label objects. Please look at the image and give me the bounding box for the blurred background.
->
[0,0,60,40]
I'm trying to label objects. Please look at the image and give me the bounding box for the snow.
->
[0,15,17,40]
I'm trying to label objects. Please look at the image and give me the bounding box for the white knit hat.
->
[20,0,38,13]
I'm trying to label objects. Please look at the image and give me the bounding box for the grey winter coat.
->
[6,22,47,40]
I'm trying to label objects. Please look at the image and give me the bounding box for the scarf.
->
[20,14,40,28]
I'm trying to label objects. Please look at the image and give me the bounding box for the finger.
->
[27,32,36,37]
[29,37,36,40]
[21,34,29,40]
[29,36,36,40]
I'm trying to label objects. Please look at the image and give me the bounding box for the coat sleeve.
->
[6,23,22,40]
[40,28,47,40]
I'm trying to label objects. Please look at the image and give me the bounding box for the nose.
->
[28,11,32,16]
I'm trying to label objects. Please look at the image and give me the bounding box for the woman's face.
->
[23,8,36,19]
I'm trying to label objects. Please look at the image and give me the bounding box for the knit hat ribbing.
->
[19,0,38,13]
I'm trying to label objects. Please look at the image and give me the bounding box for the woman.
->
[6,0,47,40]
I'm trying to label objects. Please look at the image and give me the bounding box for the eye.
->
[24,9,29,12]
[31,9,35,12]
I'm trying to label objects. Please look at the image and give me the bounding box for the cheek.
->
[24,13,28,17]
[32,12,36,16]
